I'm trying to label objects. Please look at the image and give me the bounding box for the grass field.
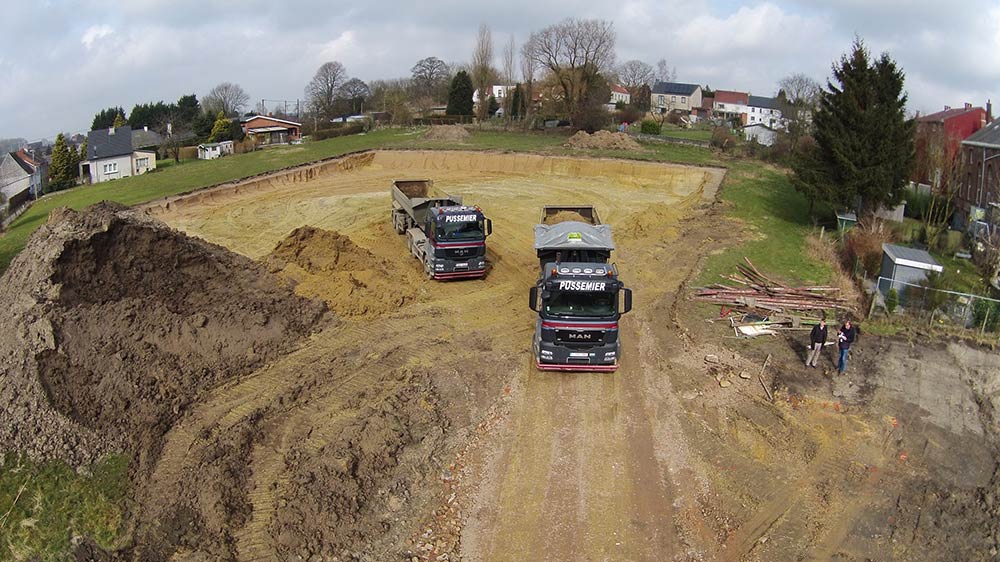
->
[0,454,128,560]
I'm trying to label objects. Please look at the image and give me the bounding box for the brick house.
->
[957,118,1000,225]
[241,115,302,145]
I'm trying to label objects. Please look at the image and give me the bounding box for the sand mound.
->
[565,130,642,151]
[543,210,591,225]
[0,203,327,466]
[424,125,471,141]
[266,226,420,317]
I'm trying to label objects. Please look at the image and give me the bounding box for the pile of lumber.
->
[694,258,851,314]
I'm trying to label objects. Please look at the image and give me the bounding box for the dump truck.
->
[528,205,632,371]
[391,179,492,280]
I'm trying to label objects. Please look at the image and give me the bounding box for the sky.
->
[2,0,999,141]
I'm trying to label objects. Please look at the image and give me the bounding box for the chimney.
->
[144,125,148,131]
[943,105,951,111]
[167,122,173,136]
[988,99,993,122]
[108,127,114,135]
[965,102,972,110]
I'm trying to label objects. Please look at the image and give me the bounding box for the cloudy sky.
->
[2,0,999,141]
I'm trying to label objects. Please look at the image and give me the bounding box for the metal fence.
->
[875,276,1000,333]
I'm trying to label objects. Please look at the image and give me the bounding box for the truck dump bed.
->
[540,205,601,225]
[392,179,463,226]
[534,216,614,269]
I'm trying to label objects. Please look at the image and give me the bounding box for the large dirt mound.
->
[0,203,327,467]
[564,130,642,150]
[266,226,420,317]
[424,125,471,141]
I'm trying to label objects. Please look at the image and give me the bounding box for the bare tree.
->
[410,57,451,102]
[777,73,822,107]
[338,78,371,114]
[203,82,250,117]
[305,61,348,121]
[655,59,676,83]
[524,18,616,120]
[472,23,495,120]
[617,60,654,97]
[519,44,538,126]
[500,35,517,119]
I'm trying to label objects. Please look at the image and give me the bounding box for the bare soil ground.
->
[2,149,996,562]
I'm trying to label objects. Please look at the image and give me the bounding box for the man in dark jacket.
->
[837,319,856,374]
[806,318,827,368]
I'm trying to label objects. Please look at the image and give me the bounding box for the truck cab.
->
[530,263,632,371]
[423,205,491,279]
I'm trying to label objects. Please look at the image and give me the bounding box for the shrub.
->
[904,188,931,220]
[178,146,198,160]
[311,123,365,140]
[886,288,899,313]
[710,127,736,151]
[640,119,661,135]
[615,105,643,125]
[972,299,1000,332]
[842,218,896,278]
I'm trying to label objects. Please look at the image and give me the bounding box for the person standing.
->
[806,317,828,368]
[837,319,856,374]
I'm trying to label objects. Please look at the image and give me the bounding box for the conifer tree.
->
[510,83,523,118]
[48,134,74,192]
[112,112,126,129]
[794,38,914,217]
[446,71,475,116]
[208,112,232,142]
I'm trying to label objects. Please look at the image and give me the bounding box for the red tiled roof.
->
[16,148,40,167]
[918,106,984,123]
[611,84,629,95]
[714,90,749,105]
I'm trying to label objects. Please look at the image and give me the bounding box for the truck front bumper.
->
[535,340,619,372]
[433,269,487,280]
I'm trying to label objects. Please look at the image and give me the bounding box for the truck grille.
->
[554,330,603,344]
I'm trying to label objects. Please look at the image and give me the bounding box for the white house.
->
[610,84,630,106]
[83,126,157,184]
[742,123,778,146]
[473,85,514,105]
[197,141,234,160]
[747,95,785,129]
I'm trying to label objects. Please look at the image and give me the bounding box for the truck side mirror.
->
[529,286,538,312]
[622,288,633,314]
[486,218,493,236]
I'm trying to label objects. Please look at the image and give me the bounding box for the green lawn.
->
[697,161,832,287]
[0,454,128,561]
[659,128,713,142]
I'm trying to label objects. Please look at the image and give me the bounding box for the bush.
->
[972,299,1000,332]
[615,105,643,125]
[886,288,899,313]
[640,119,661,135]
[710,127,737,151]
[904,188,931,220]
[842,218,896,277]
[665,112,683,125]
[178,146,198,160]
[311,123,365,140]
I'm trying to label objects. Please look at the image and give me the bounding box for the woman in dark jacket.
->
[837,319,856,374]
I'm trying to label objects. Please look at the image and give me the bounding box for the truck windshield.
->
[544,290,616,317]
[438,219,485,241]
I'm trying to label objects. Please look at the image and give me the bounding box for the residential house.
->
[651,82,703,114]
[916,104,988,185]
[713,90,749,123]
[691,96,715,122]
[241,115,301,145]
[473,85,514,105]
[198,141,234,160]
[0,151,40,213]
[609,84,631,108]
[83,126,157,184]
[747,96,784,129]
[131,126,165,152]
[957,117,1000,226]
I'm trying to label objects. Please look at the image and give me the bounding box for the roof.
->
[651,81,700,96]
[962,118,1000,149]
[198,142,232,149]
[248,126,291,133]
[242,115,302,127]
[714,90,749,105]
[742,123,777,131]
[131,128,164,150]
[534,222,615,251]
[87,126,134,160]
[748,95,779,110]
[918,106,984,123]
[9,151,35,175]
[611,84,629,95]
[882,244,944,272]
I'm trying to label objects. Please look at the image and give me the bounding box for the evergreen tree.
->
[446,70,474,116]
[47,134,74,192]
[79,138,88,163]
[510,83,523,118]
[91,106,126,130]
[797,38,915,216]
[208,112,232,142]
[487,95,499,117]
[113,112,126,129]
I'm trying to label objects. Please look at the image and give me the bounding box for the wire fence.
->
[875,276,1000,334]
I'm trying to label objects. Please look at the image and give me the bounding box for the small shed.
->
[197,141,234,160]
[836,211,857,232]
[879,243,943,294]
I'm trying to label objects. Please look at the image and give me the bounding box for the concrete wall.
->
[92,154,133,183]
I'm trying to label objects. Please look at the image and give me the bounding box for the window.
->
[681,97,687,104]
[658,95,665,106]
[102,162,118,174]
[136,157,149,168]
[671,95,676,102]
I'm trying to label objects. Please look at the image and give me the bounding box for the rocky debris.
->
[564,130,642,151]
[424,126,471,141]
[0,202,327,468]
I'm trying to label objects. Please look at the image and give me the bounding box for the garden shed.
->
[879,243,943,294]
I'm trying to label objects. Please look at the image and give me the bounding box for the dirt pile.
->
[564,130,642,150]
[265,226,421,316]
[542,210,590,225]
[424,125,471,141]
[0,203,326,467]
